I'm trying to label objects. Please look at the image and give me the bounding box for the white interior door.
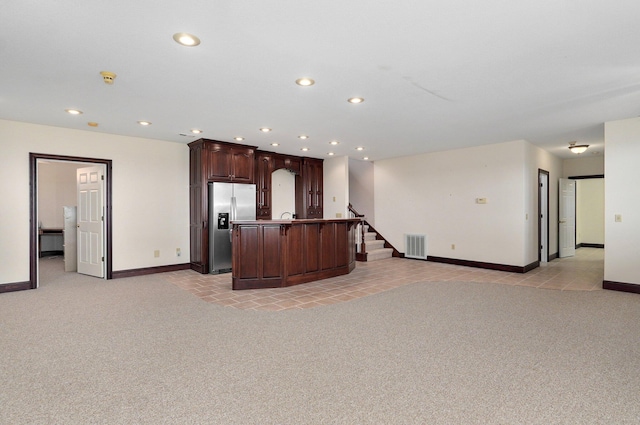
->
[77,166,104,277]
[559,178,576,258]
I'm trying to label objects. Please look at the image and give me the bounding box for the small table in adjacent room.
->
[39,228,64,257]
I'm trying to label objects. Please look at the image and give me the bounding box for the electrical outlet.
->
[451,244,455,250]
[336,213,342,218]
[176,248,181,257]
[154,250,160,258]
[615,214,622,222]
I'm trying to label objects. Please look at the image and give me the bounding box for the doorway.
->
[29,153,113,289]
[538,169,549,263]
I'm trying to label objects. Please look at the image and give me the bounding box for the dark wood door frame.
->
[29,153,113,289]
[538,169,550,262]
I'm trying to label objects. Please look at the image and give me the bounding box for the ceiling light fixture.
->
[301,147,309,152]
[191,129,202,134]
[330,140,339,145]
[173,32,201,47]
[348,97,364,104]
[363,157,369,160]
[355,146,364,151]
[65,109,83,115]
[328,152,335,156]
[295,78,315,86]
[568,141,589,154]
[234,137,244,141]
[260,128,271,133]
[137,121,152,126]
[87,122,98,127]
[298,135,309,140]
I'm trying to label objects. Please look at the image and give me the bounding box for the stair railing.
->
[348,203,367,258]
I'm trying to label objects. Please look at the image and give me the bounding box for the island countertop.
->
[231,218,360,290]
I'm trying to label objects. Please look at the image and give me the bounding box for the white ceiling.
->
[2,0,640,161]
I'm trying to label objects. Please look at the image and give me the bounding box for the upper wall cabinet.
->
[255,152,273,219]
[199,140,255,183]
[302,157,323,218]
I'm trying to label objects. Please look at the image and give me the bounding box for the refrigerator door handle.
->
[229,196,236,242]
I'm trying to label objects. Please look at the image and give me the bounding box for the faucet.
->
[280,212,292,219]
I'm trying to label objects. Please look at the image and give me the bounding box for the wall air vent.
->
[404,234,427,260]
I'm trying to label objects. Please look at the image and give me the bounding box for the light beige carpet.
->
[1,258,639,424]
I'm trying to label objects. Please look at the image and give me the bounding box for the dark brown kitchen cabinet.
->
[273,154,302,175]
[205,141,254,183]
[255,152,273,219]
[189,140,323,274]
[300,157,323,219]
[188,139,257,273]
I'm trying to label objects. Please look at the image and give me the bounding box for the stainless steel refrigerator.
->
[208,182,256,274]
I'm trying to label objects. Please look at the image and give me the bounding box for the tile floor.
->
[163,248,604,311]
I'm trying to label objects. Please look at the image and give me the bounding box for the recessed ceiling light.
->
[298,135,309,140]
[65,109,83,115]
[137,121,152,126]
[355,146,364,151]
[260,128,272,133]
[87,122,98,127]
[234,137,244,141]
[173,32,201,47]
[329,140,339,145]
[301,147,309,152]
[363,157,369,160]
[295,78,315,87]
[348,97,364,104]
[191,129,202,134]
[271,142,279,146]
[328,152,335,156]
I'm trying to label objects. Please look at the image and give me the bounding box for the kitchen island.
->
[231,218,360,290]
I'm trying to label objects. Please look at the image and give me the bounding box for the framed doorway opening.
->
[538,169,550,263]
[29,153,113,289]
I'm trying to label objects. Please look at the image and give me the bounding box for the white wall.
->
[323,156,349,219]
[563,156,604,177]
[271,168,295,219]
[38,161,85,228]
[525,143,563,262]
[0,119,190,284]
[576,179,604,245]
[374,140,529,267]
[604,117,640,286]
[348,158,375,225]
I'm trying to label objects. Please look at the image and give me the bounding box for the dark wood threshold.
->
[603,280,640,294]
[40,250,64,258]
[0,281,32,293]
[579,243,604,249]
[112,263,191,279]
[425,256,539,274]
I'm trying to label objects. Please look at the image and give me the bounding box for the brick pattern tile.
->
[163,248,604,311]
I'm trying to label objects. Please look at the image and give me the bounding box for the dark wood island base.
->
[231,218,360,290]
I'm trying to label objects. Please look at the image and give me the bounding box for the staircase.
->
[362,224,394,261]
[348,203,398,262]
